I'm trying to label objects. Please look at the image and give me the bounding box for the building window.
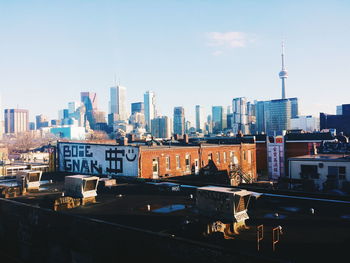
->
[223,152,227,163]
[185,154,190,171]
[216,152,220,164]
[166,156,170,170]
[152,158,158,173]
[339,167,346,180]
[243,151,246,161]
[301,165,318,179]
[328,166,346,180]
[176,155,180,169]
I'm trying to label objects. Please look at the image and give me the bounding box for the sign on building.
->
[58,142,139,177]
[267,136,285,180]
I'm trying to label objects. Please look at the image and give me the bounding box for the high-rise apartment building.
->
[195,105,205,132]
[110,86,127,121]
[173,107,185,135]
[4,109,29,134]
[151,116,171,138]
[144,91,156,132]
[232,98,249,134]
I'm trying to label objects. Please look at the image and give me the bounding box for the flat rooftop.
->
[289,154,350,161]
[1,175,350,262]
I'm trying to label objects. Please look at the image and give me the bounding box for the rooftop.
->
[1,174,350,262]
[289,154,350,161]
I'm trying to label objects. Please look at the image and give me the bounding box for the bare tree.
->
[88,130,109,141]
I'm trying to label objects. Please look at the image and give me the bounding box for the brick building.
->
[57,139,257,182]
[139,143,256,180]
[253,131,336,179]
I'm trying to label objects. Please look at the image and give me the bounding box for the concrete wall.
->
[289,159,350,190]
[0,198,264,263]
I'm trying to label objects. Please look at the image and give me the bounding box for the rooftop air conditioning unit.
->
[16,170,42,190]
[196,186,260,222]
[64,175,99,198]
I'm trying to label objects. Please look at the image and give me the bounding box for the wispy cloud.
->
[212,50,223,56]
[207,31,248,48]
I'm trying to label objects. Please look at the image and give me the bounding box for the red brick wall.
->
[139,144,256,180]
[285,142,321,176]
[256,142,267,175]
[139,147,200,179]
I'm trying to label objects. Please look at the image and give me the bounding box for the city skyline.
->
[1,1,350,123]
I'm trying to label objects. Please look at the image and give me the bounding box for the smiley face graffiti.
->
[125,148,137,162]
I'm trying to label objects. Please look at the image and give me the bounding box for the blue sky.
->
[1,0,350,123]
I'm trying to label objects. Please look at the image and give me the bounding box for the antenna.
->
[281,41,285,70]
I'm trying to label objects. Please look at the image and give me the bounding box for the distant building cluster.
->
[0,42,348,142]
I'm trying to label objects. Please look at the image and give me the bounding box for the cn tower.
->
[279,42,288,99]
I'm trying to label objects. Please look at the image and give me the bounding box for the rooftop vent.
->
[16,170,42,190]
[64,175,99,198]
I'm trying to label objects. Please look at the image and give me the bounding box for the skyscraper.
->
[279,42,288,99]
[81,92,97,129]
[265,99,292,135]
[255,100,269,134]
[4,109,29,134]
[0,94,3,138]
[144,91,156,132]
[151,116,171,138]
[195,105,205,132]
[110,86,127,121]
[232,98,249,134]
[212,106,224,133]
[81,92,97,112]
[173,107,185,135]
[289,97,299,118]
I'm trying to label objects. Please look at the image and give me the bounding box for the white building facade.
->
[290,115,319,132]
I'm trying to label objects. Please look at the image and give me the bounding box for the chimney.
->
[184,134,189,144]
[119,137,128,146]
